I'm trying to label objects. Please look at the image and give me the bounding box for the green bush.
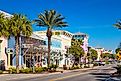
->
[80,63,83,68]
[35,67,43,73]
[0,70,3,74]
[84,66,89,68]
[69,67,74,70]
[42,67,47,71]
[93,62,98,66]
[105,61,109,64]
[49,64,58,71]
[9,67,16,74]
[73,66,80,69]
[20,68,32,74]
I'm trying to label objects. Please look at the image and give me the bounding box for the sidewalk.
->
[0,66,106,81]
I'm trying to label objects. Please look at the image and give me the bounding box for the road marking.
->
[49,72,88,81]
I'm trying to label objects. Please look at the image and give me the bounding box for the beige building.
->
[34,30,73,68]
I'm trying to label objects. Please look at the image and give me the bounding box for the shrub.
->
[93,62,98,66]
[73,66,80,69]
[35,67,43,73]
[105,61,109,64]
[49,64,58,71]
[69,67,74,70]
[84,66,89,68]
[20,68,32,74]
[42,67,48,71]
[63,65,67,70]
[0,70,3,74]
[80,63,83,68]
[9,67,16,74]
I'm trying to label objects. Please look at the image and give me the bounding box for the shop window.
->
[55,32,60,35]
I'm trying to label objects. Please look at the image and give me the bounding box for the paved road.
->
[0,65,117,81]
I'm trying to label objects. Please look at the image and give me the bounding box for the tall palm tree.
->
[114,19,121,29]
[0,13,10,37]
[9,14,32,73]
[34,10,68,67]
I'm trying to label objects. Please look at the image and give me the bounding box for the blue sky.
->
[0,0,121,51]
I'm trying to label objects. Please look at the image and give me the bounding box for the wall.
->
[0,36,8,69]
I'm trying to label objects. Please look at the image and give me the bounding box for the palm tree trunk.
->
[48,37,51,67]
[15,36,19,73]
[46,28,52,68]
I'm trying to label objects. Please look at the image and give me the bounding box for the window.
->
[75,35,77,37]
[55,32,60,35]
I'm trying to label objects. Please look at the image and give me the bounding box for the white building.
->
[34,30,73,68]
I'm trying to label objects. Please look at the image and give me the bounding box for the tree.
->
[101,53,110,59]
[34,10,68,67]
[90,49,98,61]
[115,48,120,54]
[0,13,10,37]
[9,14,32,73]
[69,39,84,66]
[114,19,121,29]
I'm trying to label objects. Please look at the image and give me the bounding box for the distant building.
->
[73,32,89,55]
[94,47,113,61]
[95,48,104,61]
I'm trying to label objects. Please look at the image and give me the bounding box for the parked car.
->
[95,61,105,66]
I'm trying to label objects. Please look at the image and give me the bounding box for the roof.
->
[74,32,88,36]
[34,30,73,35]
[0,10,12,17]
[21,33,44,40]
[30,33,44,40]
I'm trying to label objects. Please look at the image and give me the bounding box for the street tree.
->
[34,10,68,67]
[0,13,10,37]
[90,49,98,61]
[101,53,110,59]
[115,48,121,54]
[69,39,84,66]
[9,14,32,73]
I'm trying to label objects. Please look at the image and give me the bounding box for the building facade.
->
[73,32,89,55]
[0,36,8,70]
[34,30,73,68]
[8,34,46,68]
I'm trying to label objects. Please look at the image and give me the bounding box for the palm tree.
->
[0,13,10,37]
[34,10,68,67]
[114,19,121,29]
[9,14,32,73]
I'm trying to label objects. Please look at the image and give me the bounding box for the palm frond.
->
[114,19,121,29]
[34,10,68,29]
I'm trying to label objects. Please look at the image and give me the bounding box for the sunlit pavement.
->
[0,64,118,81]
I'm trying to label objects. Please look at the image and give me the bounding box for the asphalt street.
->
[0,65,117,81]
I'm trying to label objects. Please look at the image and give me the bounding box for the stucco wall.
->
[0,36,8,69]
